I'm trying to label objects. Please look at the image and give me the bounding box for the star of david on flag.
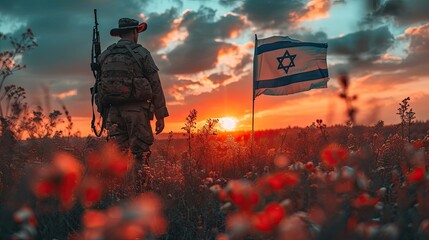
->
[277,50,297,74]
[253,35,329,98]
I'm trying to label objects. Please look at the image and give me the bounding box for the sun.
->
[219,117,238,131]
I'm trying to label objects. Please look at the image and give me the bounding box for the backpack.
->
[97,43,153,106]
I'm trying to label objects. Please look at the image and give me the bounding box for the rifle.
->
[90,9,108,137]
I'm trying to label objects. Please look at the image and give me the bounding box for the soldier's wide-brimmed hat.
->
[110,18,147,37]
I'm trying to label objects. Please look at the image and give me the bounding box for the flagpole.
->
[251,91,255,155]
[251,34,258,156]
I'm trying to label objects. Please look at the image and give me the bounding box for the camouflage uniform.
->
[98,39,169,161]
[98,39,168,181]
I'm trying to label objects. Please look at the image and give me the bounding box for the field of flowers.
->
[0,113,428,239]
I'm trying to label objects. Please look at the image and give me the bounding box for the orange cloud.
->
[217,43,252,70]
[375,54,403,63]
[404,23,429,36]
[160,19,188,47]
[167,79,204,101]
[404,23,429,52]
[291,0,331,22]
[53,89,77,99]
[217,45,240,68]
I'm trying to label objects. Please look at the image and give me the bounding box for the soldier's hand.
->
[155,118,165,135]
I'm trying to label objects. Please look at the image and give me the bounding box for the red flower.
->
[412,141,424,149]
[351,193,379,208]
[251,203,285,233]
[264,203,285,225]
[80,177,103,208]
[34,181,55,198]
[267,173,286,190]
[227,180,260,211]
[230,191,259,210]
[122,223,145,239]
[407,166,426,183]
[82,210,107,229]
[58,172,79,207]
[149,216,168,236]
[263,172,300,192]
[101,143,133,178]
[218,189,228,201]
[283,172,300,187]
[52,153,83,208]
[32,152,83,209]
[321,144,348,166]
[305,162,315,171]
[106,159,129,178]
[252,212,275,233]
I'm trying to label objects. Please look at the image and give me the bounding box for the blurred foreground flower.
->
[31,152,83,209]
[81,192,167,240]
[252,202,286,233]
[30,142,134,210]
[320,144,348,167]
[225,180,260,211]
[407,166,426,183]
[86,142,133,178]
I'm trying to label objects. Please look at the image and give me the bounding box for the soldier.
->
[97,18,169,193]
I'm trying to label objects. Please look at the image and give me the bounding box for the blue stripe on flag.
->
[257,41,328,55]
[255,69,329,89]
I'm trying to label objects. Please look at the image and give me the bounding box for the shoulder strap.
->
[124,44,143,69]
[135,46,159,72]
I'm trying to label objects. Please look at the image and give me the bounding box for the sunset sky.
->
[1,0,428,136]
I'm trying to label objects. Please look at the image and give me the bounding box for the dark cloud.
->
[351,24,429,86]
[161,42,233,74]
[364,0,429,25]
[233,53,252,75]
[236,0,305,28]
[291,0,332,22]
[290,30,328,42]
[0,0,179,117]
[219,0,239,7]
[178,7,246,40]
[140,8,179,51]
[328,26,394,60]
[0,0,146,74]
[333,0,346,5]
[208,73,231,84]
[160,7,246,74]
[321,26,398,82]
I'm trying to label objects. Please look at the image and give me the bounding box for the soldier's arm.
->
[142,52,169,120]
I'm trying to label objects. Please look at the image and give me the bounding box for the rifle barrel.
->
[94,9,98,26]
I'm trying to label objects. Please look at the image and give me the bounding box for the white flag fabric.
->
[253,36,329,98]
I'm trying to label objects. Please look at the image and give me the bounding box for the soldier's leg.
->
[104,107,131,202]
[106,107,130,151]
[123,107,154,194]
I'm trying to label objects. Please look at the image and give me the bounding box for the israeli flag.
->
[253,35,329,98]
